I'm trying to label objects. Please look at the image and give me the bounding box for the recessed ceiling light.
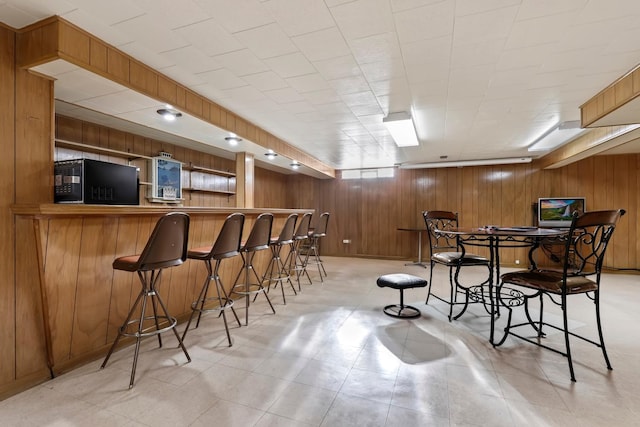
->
[290,162,300,169]
[157,108,182,121]
[225,136,242,146]
[265,152,278,160]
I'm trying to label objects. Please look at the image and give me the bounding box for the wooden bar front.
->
[13,204,313,376]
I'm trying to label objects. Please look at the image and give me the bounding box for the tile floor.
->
[1,257,640,426]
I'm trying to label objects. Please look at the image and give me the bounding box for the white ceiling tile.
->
[132,0,210,29]
[504,13,575,50]
[454,0,520,17]
[453,5,518,45]
[212,49,269,76]
[359,58,406,82]
[515,0,587,21]
[173,19,244,56]
[0,3,50,27]
[193,0,274,33]
[369,77,410,98]
[219,85,267,103]
[61,9,136,46]
[196,68,248,90]
[286,74,330,93]
[292,27,351,62]
[265,87,305,104]
[160,45,221,74]
[313,55,362,80]
[264,0,336,36]
[119,41,177,70]
[243,71,289,91]
[234,23,298,59]
[330,0,395,41]
[340,91,378,107]
[264,52,316,78]
[328,75,371,95]
[394,1,455,44]
[350,32,402,66]
[73,0,145,25]
[451,39,506,69]
[112,14,188,53]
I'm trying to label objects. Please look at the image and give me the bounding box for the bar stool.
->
[101,212,191,388]
[290,212,312,289]
[231,213,276,325]
[182,213,244,346]
[263,213,298,304]
[304,212,330,282]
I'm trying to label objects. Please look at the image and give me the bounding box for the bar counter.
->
[13,204,314,376]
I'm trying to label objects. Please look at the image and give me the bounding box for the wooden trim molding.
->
[15,15,335,179]
[580,63,640,128]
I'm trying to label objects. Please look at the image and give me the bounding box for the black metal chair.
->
[423,210,491,321]
[231,213,276,325]
[263,213,298,304]
[101,212,191,388]
[290,212,313,289]
[496,209,625,382]
[304,212,329,282]
[182,213,244,346]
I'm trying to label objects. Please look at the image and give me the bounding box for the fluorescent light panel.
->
[400,157,532,169]
[383,112,419,147]
[528,120,585,152]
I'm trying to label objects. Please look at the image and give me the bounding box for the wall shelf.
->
[54,139,236,197]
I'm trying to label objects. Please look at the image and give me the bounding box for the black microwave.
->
[54,159,139,205]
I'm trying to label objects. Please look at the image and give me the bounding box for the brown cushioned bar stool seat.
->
[377,273,428,319]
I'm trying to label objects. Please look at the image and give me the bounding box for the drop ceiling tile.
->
[73,0,146,25]
[112,14,188,53]
[496,43,553,70]
[160,45,222,74]
[454,0,520,16]
[242,71,289,91]
[220,85,268,103]
[0,2,57,28]
[330,0,395,41]
[286,74,330,93]
[281,101,316,114]
[394,1,455,44]
[159,65,208,87]
[360,58,406,83]
[504,13,575,50]
[62,9,136,46]
[350,103,384,116]
[369,77,410,98]
[303,89,342,105]
[193,0,274,33]
[265,0,336,37]
[173,19,244,56]
[451,38,506,69]
[341,90,378,107]
[455,6,518,47]
[328,75,371,95]
[196,68,248,90]
[264,52,316,78]
[32,59,78,77]
[265,87,305,104]
[349,32,402,66]
[132,0,210,29]
[212,49,269,76]
[313,55,362,80]
[404,61,450,85]
[234,23,298,59]
[53,69,127,102]
[292,27,351,62]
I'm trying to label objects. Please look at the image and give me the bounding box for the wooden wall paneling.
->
[611,155,631,267]
[43,218,83,366]
[15,68,53,204]
[182,216,207,313]
[15,17,59,68]
[14,217,48,378]
[56,115,82,142]
[106,217,141,343]
[70,217,118,358]
[0,26,16,387]
[157,75,177,106]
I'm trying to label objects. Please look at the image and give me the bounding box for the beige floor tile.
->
[2,257,639,426]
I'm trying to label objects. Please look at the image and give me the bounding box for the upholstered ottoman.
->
[376,273,428,318]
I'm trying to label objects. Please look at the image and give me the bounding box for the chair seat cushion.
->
[432,251,489,266]
[501,270,597,294]
[113,255,140,271]
[377,273,428,290]
[187,246,213,260]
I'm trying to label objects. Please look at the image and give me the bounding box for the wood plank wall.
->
[290,156,638,271]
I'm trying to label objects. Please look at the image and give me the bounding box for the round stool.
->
[377,273,428,319]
